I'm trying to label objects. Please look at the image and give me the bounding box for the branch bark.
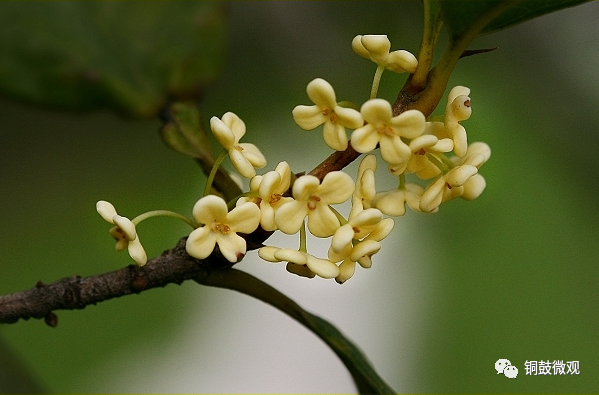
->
[0,239,216,324]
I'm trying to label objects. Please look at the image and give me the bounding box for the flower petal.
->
[96,201,118,223]
[192,195,228,224]
[307,205,340,238]
[237,143,266,169]
[292,105,327,130]
[210,116,236,150]
[112,215,137,240]
[127,237,147,266]
[350,124,379,153]
[322,121,348,151]
[306,78,337,108]
[392,109,426,139]
[335,259,356,284]
[221,112,246,141]
[227,201,261,234]
[317,171,354,204]
[275,200,308,235]
[305,255,340,279]
[216,233,247,263]
[186,227,217,260]
[229,148,256,178]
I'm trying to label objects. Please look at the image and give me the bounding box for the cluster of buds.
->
[97,35,490,285]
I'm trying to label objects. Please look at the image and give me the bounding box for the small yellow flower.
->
[275,171,354,238]
[210,112,267,178]
[96,201,147,266]
[351,99,426,168]
[292,78,363,151]
[186,195,261,262]
[352,35,418,73]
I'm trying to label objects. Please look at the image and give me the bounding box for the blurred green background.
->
[1,1,598,393]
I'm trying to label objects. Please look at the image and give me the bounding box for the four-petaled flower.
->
[210,112,267,178]
[352,35,418,73]
[329,217,395,284]
[292,78,363,151]
[186,195,261,263]
[351,98,426,169]
[241,161,293,231]
[96,201,147,266]
[275,171,354,237]
[419,142,491,213]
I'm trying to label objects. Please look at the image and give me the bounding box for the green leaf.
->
[160,101,214,161]
[197,269,396,394]
[159,101,242,202]
[439,0,590,39]
[0,2,228,117]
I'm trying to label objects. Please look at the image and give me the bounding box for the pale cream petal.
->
[229,148,256,178]
[379,135,411,165]
[350,240,381,264]
[351,35,371,59]
[238,143,267,169]
[350,124,380,153]
[318,171,354,204]
[192,195,228,224]
[366,218,395,242]
[112,215,137,240]
[305,255,340,279]
[322,121,349,151]
[96,201,118,223]
[307,205,340,238]
[446,165,478,186]
[449,95,472,121]
[186,227,217,260]
[331,224,355,253]
[221,112,246,141]
[259,202,277,231]
[461,174,486,200]
[210,116,235,150]
[420,177,446,213]
[373,190,407,217]
[334,105,364,129]
[409,134,438,151]
[360,35,391,63]
[274,248,308,265]
[360,98,393,125]
[127,237,147,266]
[274,200,308,235]
[292,175,320,201]
[292,105,327,130]
[392,109,426,139]
[258,171,281,199]
[258,246,282,262]
[216,233,247,263]
[385,50,418,73]
[306,78,337,108]
[447,86,470,104]
[227,202,261,234]
[335,259,356,284]
[273,161,291,194]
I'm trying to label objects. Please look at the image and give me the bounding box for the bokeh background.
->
[1,1,598,393]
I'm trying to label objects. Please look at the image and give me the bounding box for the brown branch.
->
[0,239,220,325]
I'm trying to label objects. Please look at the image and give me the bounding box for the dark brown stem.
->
[0,239,215,324]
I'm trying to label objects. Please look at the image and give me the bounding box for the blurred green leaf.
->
[199,269,396,394]
[159,101,242,201]
[0,1,228,117]
[439,0,590,38]
[160,101,214,161]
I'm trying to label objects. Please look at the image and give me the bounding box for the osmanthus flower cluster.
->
[96,34,490,285]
